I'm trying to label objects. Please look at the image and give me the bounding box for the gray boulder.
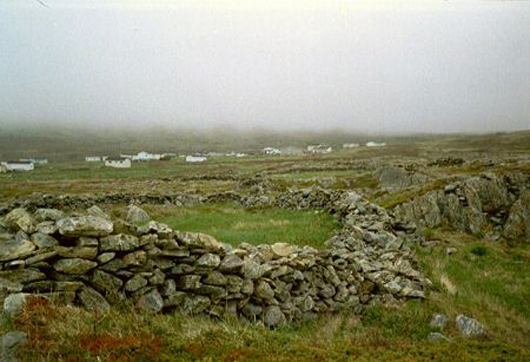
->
[263,306,286,328]
[78,287,110,312]
[456,314,485,336]
[503,191,530,243]
[219,254,244,273]
[0,330,28,361]
[4,209,36,234]
[30,232,59,249]
[136,290,164,313]
[427,332,451,342]
[33,208,65,222]
[429,314,447,329]
[125,274,148,292]
[196,253,221,268]
[57,216,113,237]
[126,205,151,225]
[100,234,139,251]
[53,258,98,274]
[87,205,110,220]
[0,234,36,262]
[3,293,29,318]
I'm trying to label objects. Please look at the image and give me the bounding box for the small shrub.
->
[473,230,486,239]
[471,245,488,257]
[423,228,435,240]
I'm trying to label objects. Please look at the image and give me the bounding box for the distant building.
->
[186,155,207,163]
[20,158,48,165]
[235,153,246,158]
[1,161,34,172]
[132,151,161,161]
[85,156,101,162]
[342,143,360,149]
[263,147,282,156]
[105,157,131,168]
[120,154,133,159]
[366,141,387,147]
[0,165,7,173]
[307,144,332,154]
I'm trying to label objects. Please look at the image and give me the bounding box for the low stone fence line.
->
[0,198,427,327]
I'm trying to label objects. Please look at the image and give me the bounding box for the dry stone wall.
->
[0,191,428,327]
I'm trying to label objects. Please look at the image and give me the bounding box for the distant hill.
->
[0,124,528,161]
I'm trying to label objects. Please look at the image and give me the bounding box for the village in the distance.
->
[0,141,387,172]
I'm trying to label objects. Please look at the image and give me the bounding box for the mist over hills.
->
[0,123,528,162]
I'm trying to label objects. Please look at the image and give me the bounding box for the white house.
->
[343,143,360,149]
[105,157,131,168]
[307,144,332,154]
[0,165,7,173]
[235,153,246,158]
[132,151,161,161]
[20,158,48,165]
[366,141,387,147]
[1,161,34,172]
[85,156,101,162]
[263,147,281,156]
[186,155,207,163]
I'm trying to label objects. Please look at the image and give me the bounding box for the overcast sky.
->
[1,0,529,133]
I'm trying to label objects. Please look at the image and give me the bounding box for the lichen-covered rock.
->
[241,303,262,318]
[263,306,286,328]
[100,234,139,251]
[87,205,111,220]
[136,290,164,313]
[123,250,147,265]
[0,234,35,262]
[219,254,244,273]
[125,274,148,292]
[4,209,36,234]
[57,216,113,237]
[30,232,59,249]
[3,293,29,318]
[178,232,225,253]
[34,208,65,222]
[429,314,448,329]
[53,258,98,274]
[181,294,211,314]
[177,275,202,290]
[255,281,274,301]
[91,270,123,295]
[271,243,294,258]
[56,246,98,259]
[196,253,221,268]
[0,269,45,285]
[78,287,110,312]
[126,205,151,225]
[503,191,530,243]
[456,315,485,336]
[0,330,28,361]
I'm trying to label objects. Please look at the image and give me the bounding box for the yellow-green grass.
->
[153,203,339,249]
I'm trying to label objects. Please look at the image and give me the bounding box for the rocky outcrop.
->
[0,196,427,327]
[503,190,530,243]
[394,172,529,241]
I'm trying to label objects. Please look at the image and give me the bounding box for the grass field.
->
[153,203,339,248]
